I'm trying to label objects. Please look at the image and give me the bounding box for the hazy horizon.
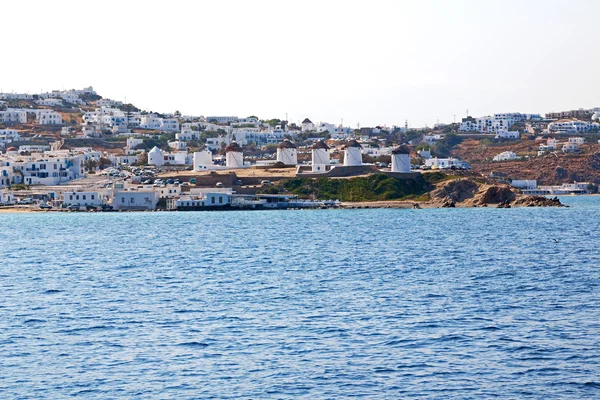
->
[3,0,599,127]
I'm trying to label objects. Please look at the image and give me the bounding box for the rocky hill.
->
[453,138,600,184]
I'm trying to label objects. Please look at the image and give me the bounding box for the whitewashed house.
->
[0,109,27,124]
[569,137,585,145]
[0,129,20,145]
[562,143,579,153]
[495,130,520,139]
[63,191,102,207]
[35,98,63,107]
[493,151,517,161]
[548,120,592,134]
[34,110,63,125]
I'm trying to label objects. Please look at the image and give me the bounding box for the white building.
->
[316,122,336,134]
[168,140,187,151]
[0,129,20,145]
[113,188,159,211]
[425,157,469,169]
[35,98,63,107]
[276,140,297,165]
[193,150,213,170]
[343,140,363,166]
[63,191,103,207]
[460,113,542,133]
[148,146,164,167]
[493,151,518,161]
[495,130,520,139]
[177,127,200,141]
[1,150,86,186]
[311,140,330,172]
[206,136,228,152]
[423,134,445,145]
[34,109,63,125]
[562,143,579,153]
[391,146,411,172]
[569,137,585,145]
[139,115,179,132]
[96,99,123,108]
[511,180,537,190]
[417,149,431,159]
[225,141,244,168]
[206,116,238,124]
[0,109,27,124]
[548,120,594,134]
[112,155,139,165]
[301,118,315,132]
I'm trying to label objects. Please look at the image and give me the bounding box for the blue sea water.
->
[1,196,600,399]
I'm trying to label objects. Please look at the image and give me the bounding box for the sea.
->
[1,196,600,399]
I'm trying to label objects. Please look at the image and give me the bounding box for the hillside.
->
[453,138,600,184]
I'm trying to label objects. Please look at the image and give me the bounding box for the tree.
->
[98,157,112,169]
[84,159,98,171]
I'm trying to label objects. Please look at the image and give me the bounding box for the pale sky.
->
[2,0,599,127]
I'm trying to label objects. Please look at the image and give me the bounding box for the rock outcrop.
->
[512,196,566,207]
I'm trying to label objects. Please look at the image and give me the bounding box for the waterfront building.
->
[113,188,159,211]
[63,191,103,207]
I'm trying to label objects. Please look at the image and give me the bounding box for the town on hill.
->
[1,87,599,210]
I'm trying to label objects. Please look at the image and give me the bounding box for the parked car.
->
[101,204,114,211]
[261,180,273,186]
[67,205,80,211]
[189,178,196,185]
[39,203,52,210]
[18,198,34,205]
[86,205,98,211]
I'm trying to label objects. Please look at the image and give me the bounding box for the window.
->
[69,195,73,200]
[121,197,125,203]
[91,195,94,200]
[211,196,215,204]
[219,196,223,204]
[82,195,86,200]
[76,195,79,200]
[131,197,135,203]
